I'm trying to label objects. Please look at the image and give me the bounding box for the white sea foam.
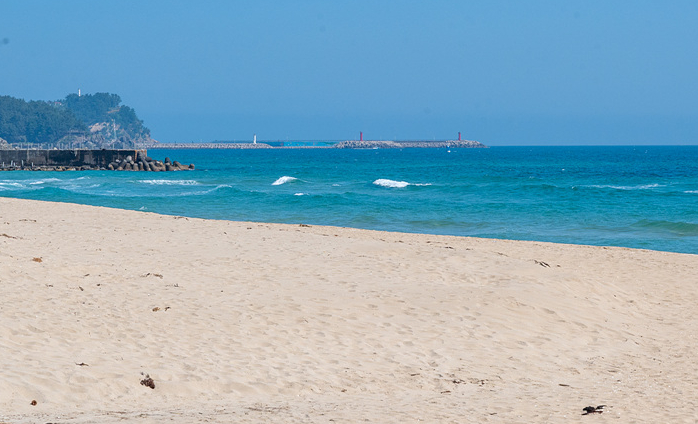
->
[272,176,298,185]
[373,179,410,188]
[84,184,231,198]
[0,181,48,192]
[294,192,307,196]
[28,178,61,185]
[65,183,101,190]
[164,184,232,196]
[180,184,232,196]
[0,182,25,188]
[588,183,663,191]
[139,179,200,186]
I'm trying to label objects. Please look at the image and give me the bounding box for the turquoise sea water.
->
[1,146,697,254]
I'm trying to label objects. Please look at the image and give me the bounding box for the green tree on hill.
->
[62,92,122,124]
[0,95,86,145]
[61,92,151,141]
[0,92,153,148]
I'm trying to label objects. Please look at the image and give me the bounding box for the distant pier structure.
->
[148,132,486,149]
[359,132,464,142]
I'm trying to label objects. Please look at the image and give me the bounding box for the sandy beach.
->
[0,197,696,423]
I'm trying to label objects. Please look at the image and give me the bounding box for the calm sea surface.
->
[1,146,697,254]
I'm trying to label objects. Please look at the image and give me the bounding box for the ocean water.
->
[1,146,697,254]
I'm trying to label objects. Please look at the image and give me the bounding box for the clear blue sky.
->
[1,1,697,145]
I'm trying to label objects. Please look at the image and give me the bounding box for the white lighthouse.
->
[253,134,257,144]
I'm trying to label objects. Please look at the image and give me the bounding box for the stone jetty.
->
[333,140,487,149]
[145,139,487,149]
[0,149,194,171]
[147,142,275,149]
[107,151,194,172]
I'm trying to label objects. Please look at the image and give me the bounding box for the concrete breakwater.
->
[147,143,276,149]
[144,139,487,149]
[0,149,194,171]
[333,140,487,149]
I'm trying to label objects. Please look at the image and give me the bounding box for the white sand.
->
[0,197,696,423]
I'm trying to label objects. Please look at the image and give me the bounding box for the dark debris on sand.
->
[140,373,155,389]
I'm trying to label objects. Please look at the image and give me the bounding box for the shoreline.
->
[1,197,697,423]
[2,195,694,255]
[1,195,694,256]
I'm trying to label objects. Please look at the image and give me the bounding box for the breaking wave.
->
[587,183,663,191]
[272,176,298,185]
[373,179,431,188]
[139,179,200,186]
[373,179,409,188]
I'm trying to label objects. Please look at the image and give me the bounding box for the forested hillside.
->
[0,96,86,145]
[0,92,153,148]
